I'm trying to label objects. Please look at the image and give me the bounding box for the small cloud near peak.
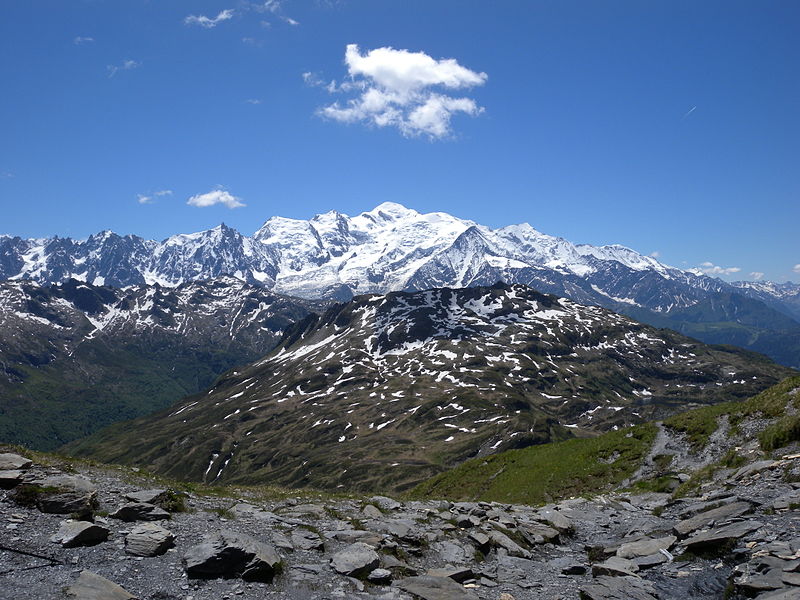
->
[187,188,245,209]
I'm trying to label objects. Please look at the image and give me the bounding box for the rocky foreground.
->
[0,449,798,600]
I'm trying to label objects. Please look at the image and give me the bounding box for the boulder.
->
[535,508,573,533]
[184,530,282,582]
[65,570,137,600]
[395,575,480,600]
[616,535,676,559]
[125,523,175,557]
[367,568,393,584]
[0,453,32,470]
[14,475,97,518]
[330,542,380,578]
[111,502,170,522]
[50,520,109,548]
[370,495,402,511]
[362,504,383,519]
[426,566,474,583]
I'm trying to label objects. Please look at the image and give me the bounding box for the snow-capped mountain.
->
[68,283,793,492]
[0,277,313,450]
[0,202,732,306]
[3,202,798,366]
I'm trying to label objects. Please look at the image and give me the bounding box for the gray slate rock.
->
[362,503,383,519]
[124,489,168,505]
[536,508,573,533]
[125,523,175,556]
[591,556,639,577]
[616,535,676,559]
[330,542,380,578]
[184,530,282,582]
[683,520,764,553]
[65,570,137,600]
[673,501,752,537]
[426,566,474,583]
[579,575,658,600]
[111,502,170,522]
[50,520,109,548]
[367,568,393,584]
[488,530,530,559]
[22,475,97,517]
[0,469,24,489]
[395,575,480,600]
[291,528,324,551]
[0,453,32,470]
[370,495,402,511]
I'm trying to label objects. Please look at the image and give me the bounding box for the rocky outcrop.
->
[125,523,175,556]
[184,530,283,582]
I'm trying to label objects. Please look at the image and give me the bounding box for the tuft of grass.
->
[759,415,800,451]
[664,376,800,450]
[409,423,657,505]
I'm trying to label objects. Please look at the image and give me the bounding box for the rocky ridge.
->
[65,284,793,492]
[0,277,314,450]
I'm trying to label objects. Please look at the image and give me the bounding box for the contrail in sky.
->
[682,106,697,119]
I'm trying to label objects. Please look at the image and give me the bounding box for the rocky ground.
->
[1,446,799,600]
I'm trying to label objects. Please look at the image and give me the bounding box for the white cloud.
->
[694,261,741,276]
[283,16,300,26]
[793,264,800,274]
[750,271,764,280]
[184,9,235,28]
[187,188,245,209]
[107,59,140,78]
[245,98,262,105]
[255,0,282,12]
[314,44,487,139]
[73,36,94,45]
[137,190,172,205]
[649,251,660,258]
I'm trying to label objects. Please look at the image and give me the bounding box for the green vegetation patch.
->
[664,375,800,450]
[409,423,657,505]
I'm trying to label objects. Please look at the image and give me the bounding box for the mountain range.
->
[3,202,799,367]
[67,283,793,492]
[0,277,313,449]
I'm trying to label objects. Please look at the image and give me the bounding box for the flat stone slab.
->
[111,502,170,522]
[20,475,97,517]
[579,575,658,600]
[684,520,764,553]
[395,575,480,600]
[673,501,753,537]
[51,520,109,548]
[616,535,676,559]
[124,489,168,505]
[65,570,137,600]
[0,453,32,470]
[0,469,25,489]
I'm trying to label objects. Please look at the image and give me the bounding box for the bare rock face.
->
[125,523,175,557]
[50,520,109,548]
[65,570,137,600]
[184,530,282,582]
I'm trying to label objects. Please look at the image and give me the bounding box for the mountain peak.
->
[361,201,419,221]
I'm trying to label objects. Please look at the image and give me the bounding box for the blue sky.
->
[1,1,798,282]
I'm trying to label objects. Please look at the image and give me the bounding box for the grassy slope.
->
[411,375,800,505]
[409,424,658,505]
